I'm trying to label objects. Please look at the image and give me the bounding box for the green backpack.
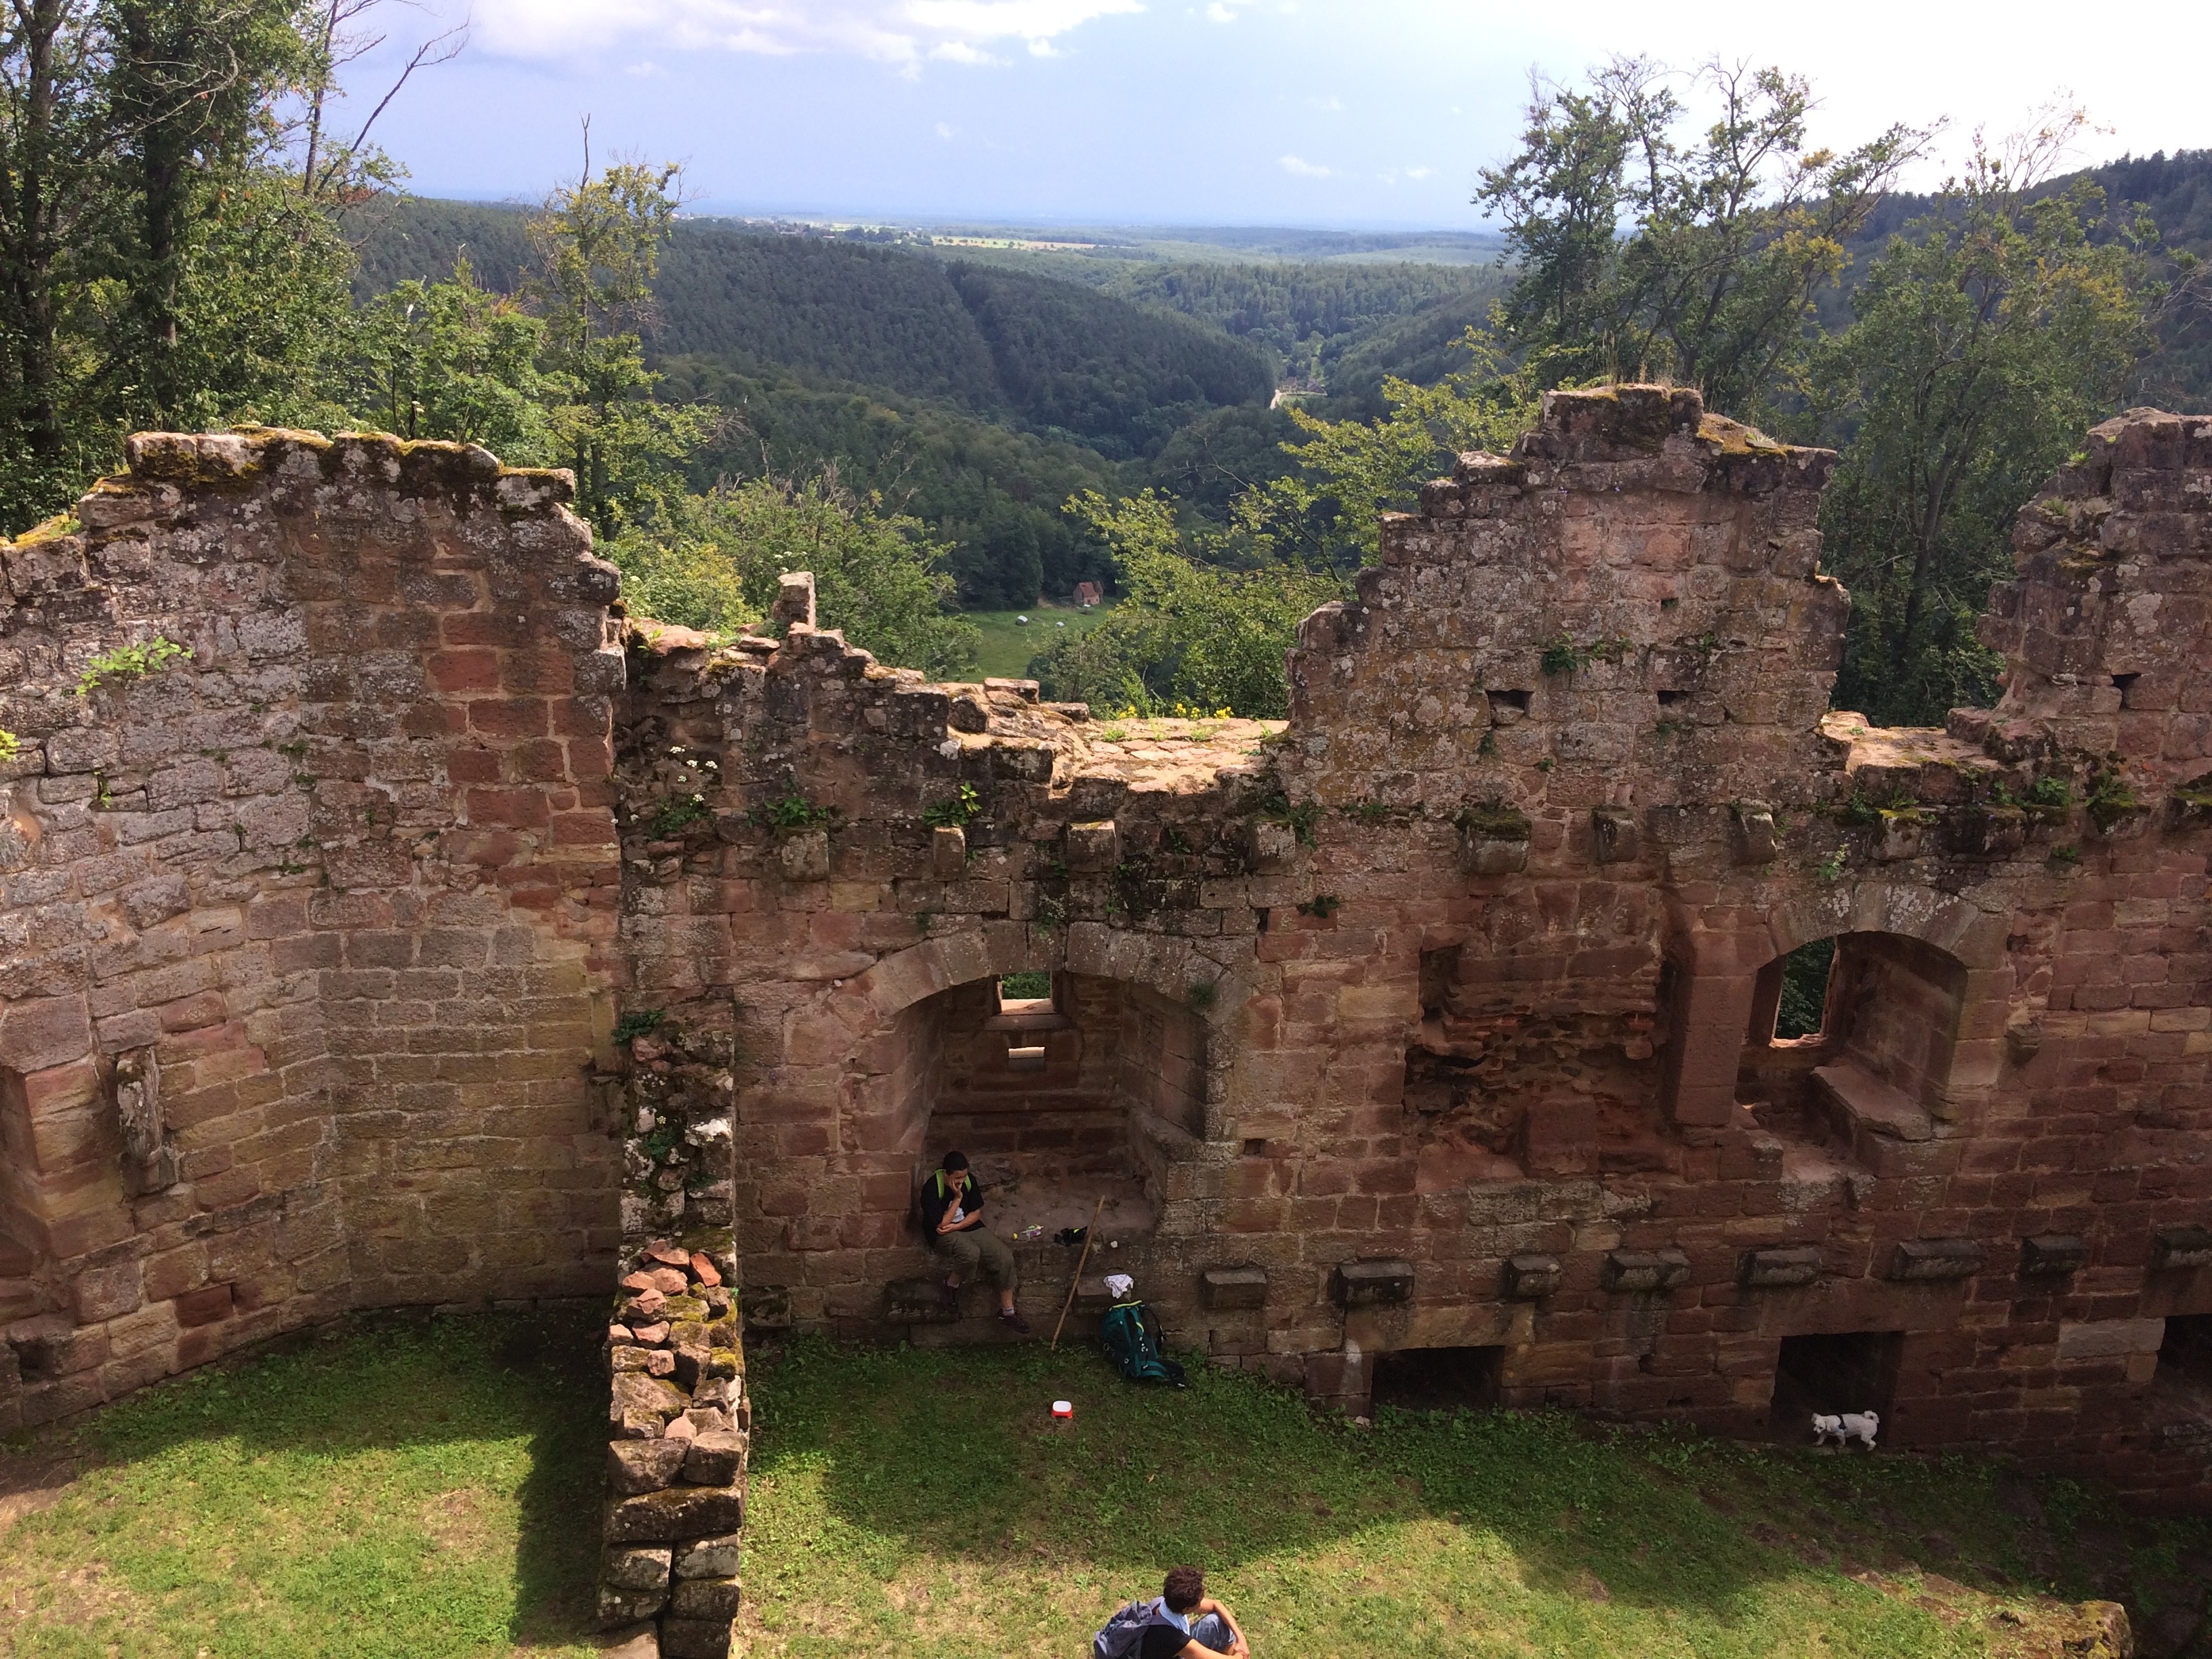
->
[1100,1299,1187,1387]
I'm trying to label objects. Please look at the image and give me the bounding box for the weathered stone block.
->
[596,1581,668,1626]
[611,1371,689,1431]
[670,1576,743,1620]
[1943,803,2027,857]
[1065,819,1120,873]
[682,1431,746,1486]
[929,825,966,878]
[1200,1265,1267,1309]
[603,1547,673,1592]
[605,1487,745,1544]
[1591,808,1639,865]
[1519,1096,1596,1177]
[884,1277,959,1323]
[1245,818,1298,873]
[779,830,830,882]
[675,1533,743,1579]
[1738,1246,1821,1288]
[1876,811,1925,861]
[1888,1238,1986,1282]
[2019,1234,2089,1277]
[1332,1258,1414,1307]
[1602,1250,1690,1294]
[597,1623,661,1659]
[2152,1227,2212,1271]
[1729,801,1778,864]
[1458,828,1528,876]
[1501,1254,1562,1299]
[608,1438,689,1496]
[660,1616,735,1659]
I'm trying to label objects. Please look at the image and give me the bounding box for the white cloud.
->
[1309,93,1342,112]
[472,0,1143,65]
[1204,3,1234,19]
[1405,164,1432,180]
[936,121,956,138]
[1277,153,1334,178]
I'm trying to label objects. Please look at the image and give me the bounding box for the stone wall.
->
[0,432,626,1429]
[0,390,2207,1659]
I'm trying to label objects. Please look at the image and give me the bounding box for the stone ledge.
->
[1200,1264,1268,1310]
[1501,1254,1562,1299]
[2153,1227,2212,1271]
[1602,1249,1690,1294]
[1813,1060,1933,1142]
[1739,1246,1821,1288]
[1889,1238,1986,1282]
[1332,1258,1414,1307]
[2019,1234,2090,1277]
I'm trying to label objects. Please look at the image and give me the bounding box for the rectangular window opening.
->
[1006,1044,1047,1073]
[997,971,1054,1016]
[2160,1315,2212,1387]
[1769,1330,1902,1429]
[1370,1345,1504,1413]
[1773,937,1837,1042]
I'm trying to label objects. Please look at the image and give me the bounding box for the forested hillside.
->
[1826,148,2212,410]
[657,356,1122,607]
[350,199,1277,460]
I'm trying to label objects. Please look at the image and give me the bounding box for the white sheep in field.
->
[1811,1410,1879,1449]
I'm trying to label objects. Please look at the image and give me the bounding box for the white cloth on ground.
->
[1104,1273,1134,1298]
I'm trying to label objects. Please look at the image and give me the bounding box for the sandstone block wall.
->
[0,388,2207,1659]
[0,431,624,1428]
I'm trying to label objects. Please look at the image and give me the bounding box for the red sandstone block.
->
[426,650,501,695]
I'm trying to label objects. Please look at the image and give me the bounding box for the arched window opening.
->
[855,972,1205,1246]
[1740,932,1967,1152]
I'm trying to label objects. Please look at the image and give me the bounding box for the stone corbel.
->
[110,1046,180,1195]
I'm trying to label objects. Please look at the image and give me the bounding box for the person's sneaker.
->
[998,1307,1031,1334]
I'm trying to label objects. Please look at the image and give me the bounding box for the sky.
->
[347,0,2212,229]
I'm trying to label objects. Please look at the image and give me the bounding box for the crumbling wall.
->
[0,386,2207,1648]
[0,430,624,1427]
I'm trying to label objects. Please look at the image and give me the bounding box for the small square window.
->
[997,971,1054,1016]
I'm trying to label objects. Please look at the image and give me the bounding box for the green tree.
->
[1244,329,1535,573]
[1027,490,1342,718]
[339,258,558,457]
[607,473,980,679]
[1813,118,2159,725]
[1477,58,1925,418]
[527,153,711,534]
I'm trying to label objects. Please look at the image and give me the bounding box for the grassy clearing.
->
[1,1319,2205,1658]
[960,600,1113,681]
[740,1339,2211,1659]
[0,1311,604,1658]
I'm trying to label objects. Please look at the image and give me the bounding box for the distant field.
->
[960,600,1115,681]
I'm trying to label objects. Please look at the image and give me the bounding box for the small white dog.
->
[1811,1410,1879,1449]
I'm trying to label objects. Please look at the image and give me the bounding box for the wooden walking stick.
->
[1050,1195,1107,1352]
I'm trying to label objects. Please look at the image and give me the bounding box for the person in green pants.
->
[920,1151,1029,1333]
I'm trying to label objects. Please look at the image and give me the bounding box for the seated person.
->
[920,1151,1029,1333]
[1138,1567,1250,1659]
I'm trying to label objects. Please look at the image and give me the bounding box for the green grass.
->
[0,1311,605,1658]
[740,1340,2211,1659]
[959,600,1114,681]
[3,1321,2206,1658]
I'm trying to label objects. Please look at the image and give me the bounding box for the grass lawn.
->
[739,1340,2211,1659]
[960,601,1114,682]
[0,1311,605,1658]
[1,1319,2206,1658]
